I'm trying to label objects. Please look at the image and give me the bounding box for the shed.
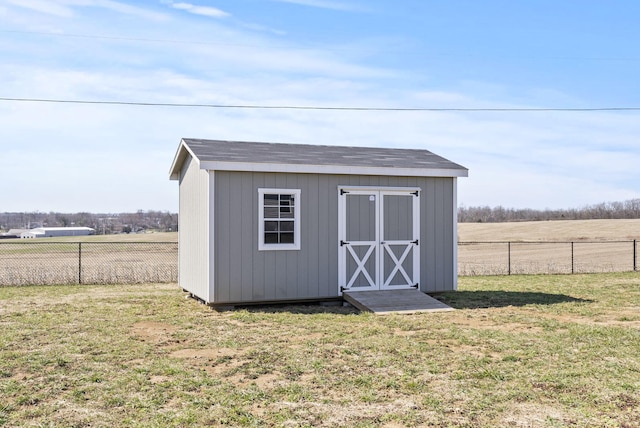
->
[169,138,468,306]
[23,227,96,238]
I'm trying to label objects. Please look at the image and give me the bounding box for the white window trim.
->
[258,188,301,251]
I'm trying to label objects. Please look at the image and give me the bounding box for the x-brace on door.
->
[338,187,420,294]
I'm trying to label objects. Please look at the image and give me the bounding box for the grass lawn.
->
[1,273,639,427]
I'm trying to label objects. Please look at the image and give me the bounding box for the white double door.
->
[338,187,420,293]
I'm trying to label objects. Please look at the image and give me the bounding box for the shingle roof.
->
[170,138,468,179]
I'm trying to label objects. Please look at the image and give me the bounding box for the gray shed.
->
[169,138,468,306]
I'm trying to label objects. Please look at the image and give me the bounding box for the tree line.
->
[2,198,639,232]
[458,198,640,223]
[0,210,177,234]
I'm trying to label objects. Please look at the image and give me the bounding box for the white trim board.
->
[199,161,468,178]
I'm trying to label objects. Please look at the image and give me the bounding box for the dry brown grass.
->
[0,242,177,286]
[458,219,640,242]
[458,219,640,275]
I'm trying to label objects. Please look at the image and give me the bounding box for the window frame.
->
[258,188,301,251]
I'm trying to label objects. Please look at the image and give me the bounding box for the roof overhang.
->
[169,139,198,180]
[169,138,469,179]
[198,160,468,177]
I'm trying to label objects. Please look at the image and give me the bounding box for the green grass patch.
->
[0,273,639,426]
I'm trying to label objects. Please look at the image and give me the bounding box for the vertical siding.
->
[305,174,320,297]
[420,177,455,293]
[452,178,459,291]
[178,156,210,302]
[422,178,437,291]
[251,173,266,300]
[434,179,447,291]
[214,172,230,302]
[317,174,332,297]
[212,171,457,303]
[240,173,254,301]
[228,173,243,301]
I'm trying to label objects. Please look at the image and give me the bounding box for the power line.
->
[1,97,639,112]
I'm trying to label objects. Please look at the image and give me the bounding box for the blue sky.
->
[1,0,639,213]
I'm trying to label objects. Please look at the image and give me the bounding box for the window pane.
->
[280,232,294,244]
[280,207,294,218]
[280,221,294,232]
[264,207,279,218]
[280,210,294,218]
[264,233,278,244]
[280,195,291,203]
[264,194,279,205]
[264,221,279,232]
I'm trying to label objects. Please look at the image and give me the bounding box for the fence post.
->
[634,240,637,272]
[508,242,511,275]
[571,242,574,274]
[78,242,82,285]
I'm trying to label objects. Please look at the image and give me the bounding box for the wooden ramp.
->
[343,289,454,315]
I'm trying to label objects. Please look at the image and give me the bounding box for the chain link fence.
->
[459,240,638,276]
[0,242,178,286]
[1,240,638,286]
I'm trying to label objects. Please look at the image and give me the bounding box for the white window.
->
[258,188,301,251]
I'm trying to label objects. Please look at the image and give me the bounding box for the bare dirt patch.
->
[203,358,245,379]
[458,319,544,334]
[169,347,236,360]
[535,311,640,329]
[501,402,567,427]
[131,321,177,343]
[250,373,282,389]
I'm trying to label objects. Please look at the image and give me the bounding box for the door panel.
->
[339,188,420,293]
[345,244,377,289]
[380,192,419,290]
[382,244,414,287]
[346,194,376,241]
[341,191,378,292]
[383,194,413,241]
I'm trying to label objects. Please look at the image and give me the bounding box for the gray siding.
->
[213,171,457,303]
[178,155,211,302]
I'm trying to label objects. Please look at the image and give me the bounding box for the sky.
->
[1,0,639,213]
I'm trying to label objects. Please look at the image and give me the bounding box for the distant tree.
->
[459,198,640,223]
[57,215,70,227]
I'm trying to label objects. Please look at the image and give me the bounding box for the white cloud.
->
[2,0,169,21]
[168,2,229,18]
[90,0,169,21]
[238,21,287,36]
[4,0,74,17]
[271,0,363,12]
